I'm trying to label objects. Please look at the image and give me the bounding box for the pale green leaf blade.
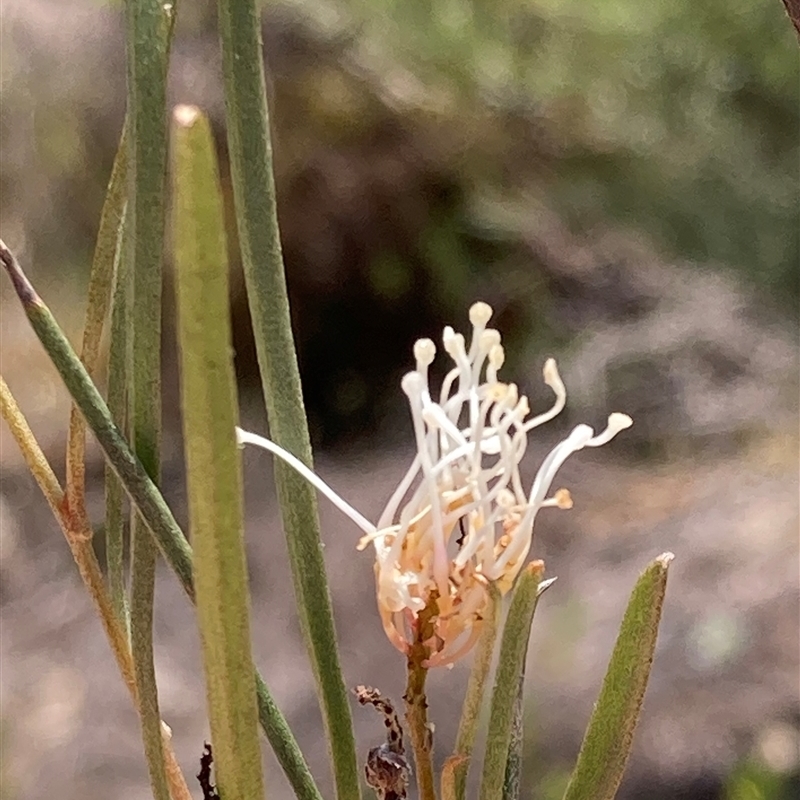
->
[502,673,524,800]
[562,553,674,800]
[106,212,132,633]
[450,583,502,800]
[217,2,359,798]
[172,104,266,800]
[479,562,547,800]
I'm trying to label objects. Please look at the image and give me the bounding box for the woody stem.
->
[404,597,439,800]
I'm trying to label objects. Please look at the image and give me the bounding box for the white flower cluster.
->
[237,302,631,667]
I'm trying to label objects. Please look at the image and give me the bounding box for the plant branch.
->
[404,596,439,800]
[1,238,322,800]
[0,376,191,800]
[2,238,195,592]
[781,0,800,39]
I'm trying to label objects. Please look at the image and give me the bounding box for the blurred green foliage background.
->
[339,0,798,294]
[0,0,796,445]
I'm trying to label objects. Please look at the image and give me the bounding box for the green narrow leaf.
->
[479,562,547,800]
[217,2,360,798]
[504,577,557,800]
[254,680,322,800]
[66,124,128,521]
[449,584,502,800]
[502,673,524,800]
[125,0,171,794]
[173,104,266,800]
[0,240,321,800]
[129,522,166,800]
[106,213,132,633]
[2,239,194,587]
[562,553,674,800]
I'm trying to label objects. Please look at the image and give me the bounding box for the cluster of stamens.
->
[237,302,631,667]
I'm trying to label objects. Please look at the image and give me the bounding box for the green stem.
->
[404,598,438,800]
[217,1,359,798]
[125,0,170,793]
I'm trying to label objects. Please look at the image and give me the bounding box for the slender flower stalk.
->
[238,302,631,667]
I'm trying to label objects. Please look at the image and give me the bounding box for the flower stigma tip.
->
[236,303,631,667]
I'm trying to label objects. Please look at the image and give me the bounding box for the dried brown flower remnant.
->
[197,742,220,800]
[354,685,411,800]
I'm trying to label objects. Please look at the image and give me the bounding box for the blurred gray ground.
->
[2,253,798,799]
[1,0,799,798]
[1,410,798,800]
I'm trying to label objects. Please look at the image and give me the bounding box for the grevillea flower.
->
[237,302,631,667]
